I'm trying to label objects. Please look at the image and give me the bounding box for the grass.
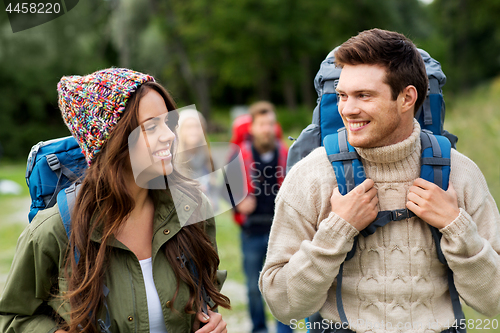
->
[0,164,29,289]
[0,80,499,332]
[444,77,500,204]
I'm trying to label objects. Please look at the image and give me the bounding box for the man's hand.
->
[193,309,227,333]
[406,178,460,229]
[330,178,378,231]
[236,195,256,215]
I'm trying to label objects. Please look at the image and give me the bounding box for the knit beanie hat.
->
[57,68,155,165]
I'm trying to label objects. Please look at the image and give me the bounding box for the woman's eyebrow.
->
[141,111,172,124]
[141,116,161,124]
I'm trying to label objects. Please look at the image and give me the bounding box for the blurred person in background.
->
[231,101,292,333]
[176,109,220,212]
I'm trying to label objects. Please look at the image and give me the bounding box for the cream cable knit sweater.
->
[259,121,500,333]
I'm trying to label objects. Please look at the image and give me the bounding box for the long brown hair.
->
[62,81,230,333]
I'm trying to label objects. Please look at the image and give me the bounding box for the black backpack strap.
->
[429,226,466,333]
[97,285,112,333]
[179,252,212,320]
[360,208,416,237]
[335,262,349,327]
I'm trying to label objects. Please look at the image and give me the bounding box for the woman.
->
[0,68,230,333]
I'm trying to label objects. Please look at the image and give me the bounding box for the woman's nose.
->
[159,123,176,143]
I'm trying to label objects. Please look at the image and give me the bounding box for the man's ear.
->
[400,85,418,114]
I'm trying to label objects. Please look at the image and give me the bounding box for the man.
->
[259,29,500,333]
[232,101,291,333]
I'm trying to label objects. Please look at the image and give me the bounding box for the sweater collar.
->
[355,119,421,164]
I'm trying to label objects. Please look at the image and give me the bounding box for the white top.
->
[260,151,275,163]
[139,257,168,333]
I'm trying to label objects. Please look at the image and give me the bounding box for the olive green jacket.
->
[0,189,225,333]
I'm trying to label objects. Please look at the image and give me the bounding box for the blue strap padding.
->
[57,188,72,240]
[57,184,80,263]
[420,131,451,190]
[319,93,344,141]
[324,129,366,195]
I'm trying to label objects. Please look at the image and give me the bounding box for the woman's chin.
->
[133,162,173,189]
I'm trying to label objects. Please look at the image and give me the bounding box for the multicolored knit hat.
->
[57,68,155,165]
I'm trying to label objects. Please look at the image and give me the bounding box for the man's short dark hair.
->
[249,101,275,122]
[334,28,428,114]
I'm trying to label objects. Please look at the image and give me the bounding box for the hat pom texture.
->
[57,68,155,165]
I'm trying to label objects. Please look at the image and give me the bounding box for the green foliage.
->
[444,76,500,202]
[0,1,116,159]
[1,0,500,161]
[428,0,500,91]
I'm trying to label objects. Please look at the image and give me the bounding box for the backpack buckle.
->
[46,154,61,171]
[177,253,187,268]
[391,208,411,221]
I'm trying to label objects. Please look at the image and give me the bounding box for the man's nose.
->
[339,96,360,117]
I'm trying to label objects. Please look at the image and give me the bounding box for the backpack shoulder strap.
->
[323,127,365,327]
[56,182,80,240]
[420,131,466,332]
[420,129,451,190]
[56,182,117,333]
[323,127,366,195]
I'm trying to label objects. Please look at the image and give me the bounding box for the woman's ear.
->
[400,85,418,114]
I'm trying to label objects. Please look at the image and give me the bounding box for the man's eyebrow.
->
[336,88,378,95]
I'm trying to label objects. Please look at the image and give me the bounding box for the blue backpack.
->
[287,49,465,333]
[26,136,87,224]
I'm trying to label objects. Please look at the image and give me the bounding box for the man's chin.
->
[257,141,275,151]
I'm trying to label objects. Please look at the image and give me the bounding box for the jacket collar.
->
[89,187,201,248]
